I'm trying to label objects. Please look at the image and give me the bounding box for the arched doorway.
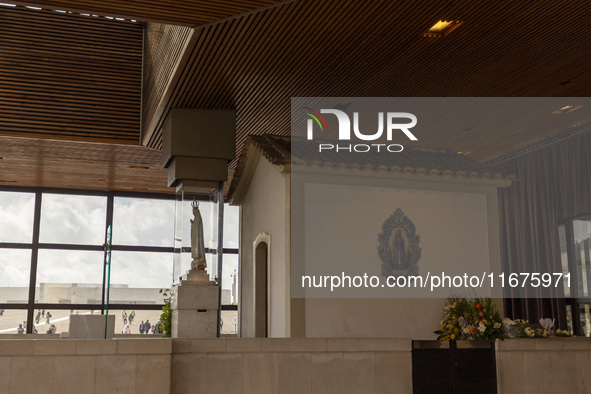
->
[253,233,270,337]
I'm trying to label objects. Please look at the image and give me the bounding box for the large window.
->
[559,215,591,336]
[0,188,239,335]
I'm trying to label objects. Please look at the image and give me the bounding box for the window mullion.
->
[25,192,42,334]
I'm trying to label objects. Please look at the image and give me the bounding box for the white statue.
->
[190,199,207,271]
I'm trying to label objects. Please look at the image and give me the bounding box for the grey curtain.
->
[494,130,591,328]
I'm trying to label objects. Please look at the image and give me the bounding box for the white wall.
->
[302,183,491,298]
[291,168,506,339]
[305,298,445,339]
[240,157,288,337]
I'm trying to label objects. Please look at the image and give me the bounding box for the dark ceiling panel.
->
[0,6,143,144]
[141,0,591,166]
[9,0,288,26]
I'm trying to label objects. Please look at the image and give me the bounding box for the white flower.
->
[494,322,501,329]
[539,318,555,331]
[478,322,486,333]
[502,318,515,326]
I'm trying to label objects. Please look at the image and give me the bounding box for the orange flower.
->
[475,303,482,308]
[479,311,484,317]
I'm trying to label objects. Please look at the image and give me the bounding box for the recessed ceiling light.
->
[553,105,582,115]
[130,165,150,169]
[132,187,148,191]
[424,20,463,38]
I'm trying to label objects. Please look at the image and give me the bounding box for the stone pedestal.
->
[68,314,115,339]
[171,270,219,338]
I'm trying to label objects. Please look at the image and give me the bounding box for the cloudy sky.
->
[0,191,240,300]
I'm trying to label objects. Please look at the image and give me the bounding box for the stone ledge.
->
[76,340,118,355]
[495,338,591,351]
[116,338,173,355]
[180,338,412,353]
[0,338,413,356]
[0,338,173,356]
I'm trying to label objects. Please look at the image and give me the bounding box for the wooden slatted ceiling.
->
[142,0,591,166]
[8,0,288,26]
[143,23,193,144]
[0,135,171,193]
[0,6,143,144]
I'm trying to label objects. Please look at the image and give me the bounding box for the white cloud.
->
[39,194,106,244]
[37,249,103,284]
[0,191,35,243]
[112,197,175,247]
[0,249,31,287]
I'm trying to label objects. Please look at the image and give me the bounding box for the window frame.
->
[0,186,238,335]
[559,213,591,336]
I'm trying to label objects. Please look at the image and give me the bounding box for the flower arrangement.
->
[555,329,573,337]
[435,297,505,342]
[523,326,548,338]
[502,317,574,338]
[504,318,547,338]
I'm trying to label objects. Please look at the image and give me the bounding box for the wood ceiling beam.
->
[0,135,171,193]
